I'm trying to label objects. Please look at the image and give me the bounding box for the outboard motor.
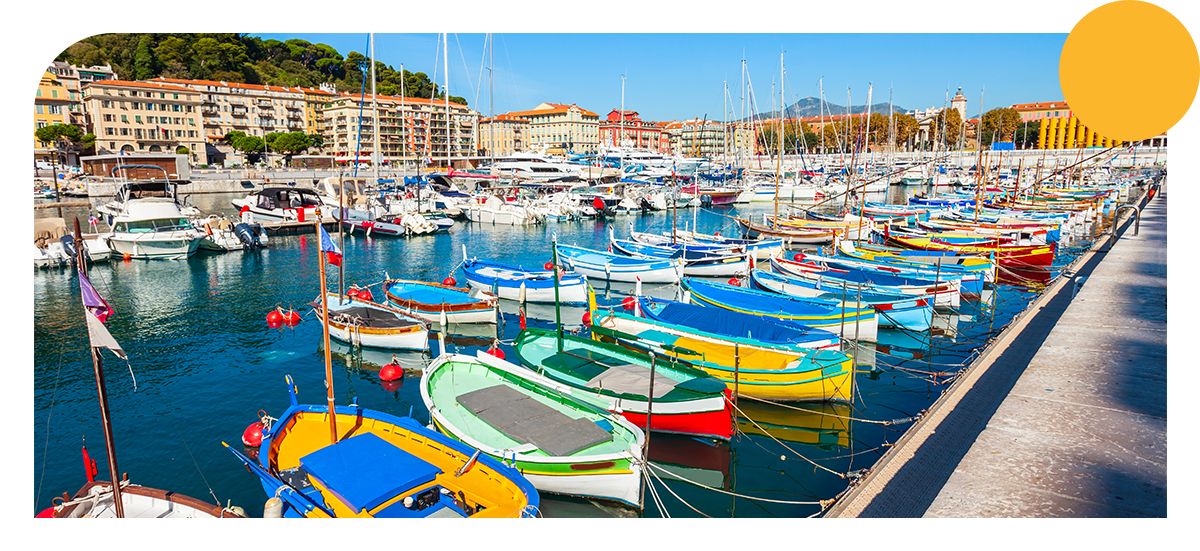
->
[700,194,714,208]
[234,223,264,249]
[639,196,653,213]
[61,234,78,259]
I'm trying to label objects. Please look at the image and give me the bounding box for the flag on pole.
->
[79,271,113,323]
[318,224,342,267]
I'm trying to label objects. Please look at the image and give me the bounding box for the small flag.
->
[78,271,113,323]
[85,309,127,360]
[318,224,342,267]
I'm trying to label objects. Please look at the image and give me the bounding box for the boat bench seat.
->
[457,384,610,457]
[543,348,628,381]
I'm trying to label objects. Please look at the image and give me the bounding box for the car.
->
[35,161,54,170]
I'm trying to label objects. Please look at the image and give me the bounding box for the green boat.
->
[421,351,645,509]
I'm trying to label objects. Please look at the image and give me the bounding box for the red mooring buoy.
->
[357,288,373,301]
[283,310,301,325]
[486,347,506,360]
[442,277,457,287]
[266,309,284,325]
[727,278,742,287]
[544,261,554,271]
[582,311,592,325]
[793,253,804,262]
[380,361,403,382]
[622,296,636,310]
[242,421,264,447]
[347,288,361,299]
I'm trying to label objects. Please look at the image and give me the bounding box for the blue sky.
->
[254,33,1068,123]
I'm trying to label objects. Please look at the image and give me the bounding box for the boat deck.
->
[825,180,1166,518]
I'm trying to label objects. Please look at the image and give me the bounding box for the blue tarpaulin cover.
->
[300,432,440,514]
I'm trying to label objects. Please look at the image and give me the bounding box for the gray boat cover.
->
[456,384,610,457]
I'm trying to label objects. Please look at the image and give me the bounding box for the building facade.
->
[477,114,529,158]
[671,118,726,158]
[301,84,339,143]
[506,103,600,154]
[599,109,667,153]
[34,71,76,165]
[80,79,207,164]
[320,93,479,167]
[149,77,307,163]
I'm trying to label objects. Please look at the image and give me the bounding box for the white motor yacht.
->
[104,181,205,260]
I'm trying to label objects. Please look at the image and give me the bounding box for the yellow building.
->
[299,85,338,142]
[506,103,600,154]
[34,71,76,165]
[477,114,529,158]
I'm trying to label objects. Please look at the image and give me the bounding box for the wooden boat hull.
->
[682,278,879,342]
[461,259,589,305]
[241,377,540,518]
[513,329,734,441]
[751,270,933,332]
[591,311,856,402]
[385,280,498,324]
[557,244,683,283]
[48,480,243,518]
[318,294,429,350]
[771,254,961,309]
[423,352,644,508]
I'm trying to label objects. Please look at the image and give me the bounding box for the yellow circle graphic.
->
[1060,1,1199,142]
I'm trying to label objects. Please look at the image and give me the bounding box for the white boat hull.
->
[107,233,204,260]
[463,278,589,304]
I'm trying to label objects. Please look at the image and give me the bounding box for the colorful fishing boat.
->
[227,375,540,517]
[838,241,996,284]
[681,277,879,342]
[787,248,985,297]
[384,278,499,324]
[556,243,683,283]
[314,292,429,350]
[883,233,1055,268]
[770,253,961,308]
[734,217,840,247]
[636,295,841,350]
[461,258,588,305]
[610,237,748,277]
[513,327,733,441]
[590,304,856,402]
[422,351,645,508]
[750,270,933,332]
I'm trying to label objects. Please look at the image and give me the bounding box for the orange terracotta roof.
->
[148,77,309,95]
[507,103,598,118]
[83,79,197,93]
[1011,101,1069,110]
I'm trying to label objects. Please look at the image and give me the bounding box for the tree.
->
[306,133,325,151]
[176,146,190,155]
[931,109,964,149]
[893,113,919,147]
[980,107,1022,144]
[133,36,156,81]
[271,132,311,160]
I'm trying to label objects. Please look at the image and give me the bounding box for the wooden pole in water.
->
[317,212,337,445]
[74,217,124,518]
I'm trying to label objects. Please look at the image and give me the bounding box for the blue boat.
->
[556,243,683,283]
[771,254,963,308]
[609,238,748,277]
[638,296,842,350]
[461,258,588,304]
[681,277,878,342]
[750,270,933,332]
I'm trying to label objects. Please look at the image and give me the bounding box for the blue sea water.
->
[31,188,1086,518]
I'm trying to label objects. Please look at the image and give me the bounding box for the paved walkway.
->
[827,180,1166,517]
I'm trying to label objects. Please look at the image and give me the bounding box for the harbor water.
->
[31,186,1097,518]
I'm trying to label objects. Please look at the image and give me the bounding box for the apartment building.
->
[320,93,479,167]
[477,114,529,158]
[149,77,307,162]
[599,109,668,153]
[507,103,600,154]
[300,84,339,140]
[34,71,76,164]
[81,79,206,164]
[671,118,726,158]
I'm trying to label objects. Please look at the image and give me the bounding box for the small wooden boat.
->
[636,295,841,350]
[883,233,1055,268]
[422,351,645,508]
[610,238,749,277]
[42,476,244,518]
[786,249,985,297]
[750,269,933,332]
[227,375,540,517]
[314,293,429,350]
[734,217,839,247]
[513,327,734,441]
[384,279,498,324]
[590,306,856,402]
[682,277,879,342]
[461,258,588,305]
[771,252,961,308]
[556,243,683,283]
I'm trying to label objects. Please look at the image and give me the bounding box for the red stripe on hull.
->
[615,391,733,441]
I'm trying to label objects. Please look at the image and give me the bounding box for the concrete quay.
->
[826,181,1166,518]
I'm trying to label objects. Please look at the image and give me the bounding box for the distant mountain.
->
[750,96,909,121]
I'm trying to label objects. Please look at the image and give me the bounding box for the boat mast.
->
[317,214,338,445]
[401,63,406,187]
[620,74,625,175]
[444,32,451,173]
[775,51,783,222]
[73,218,124,518]
[489,34,494,169]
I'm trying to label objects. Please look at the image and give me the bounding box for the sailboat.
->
[38,219,244,518]
[224,158,538,517]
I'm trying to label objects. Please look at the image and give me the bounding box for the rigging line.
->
[148,387,223,509]
[645,462,824,506]
[452,33,477,105]
[35,340,69,511]
[644,462,712,518]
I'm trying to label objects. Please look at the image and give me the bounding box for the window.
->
[135,115,142,123]
[120,128,129,136]
[121,114,127,122]
[173,104,181,112]
[173,94,178,99]
[36,105,44,114]
[105,127,114,135]
[109,142,115,149]
[101,100,111,108]
[51,89,58,98]
[189,118,195,125]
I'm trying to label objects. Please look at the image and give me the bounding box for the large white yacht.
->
[103,180,206,260]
